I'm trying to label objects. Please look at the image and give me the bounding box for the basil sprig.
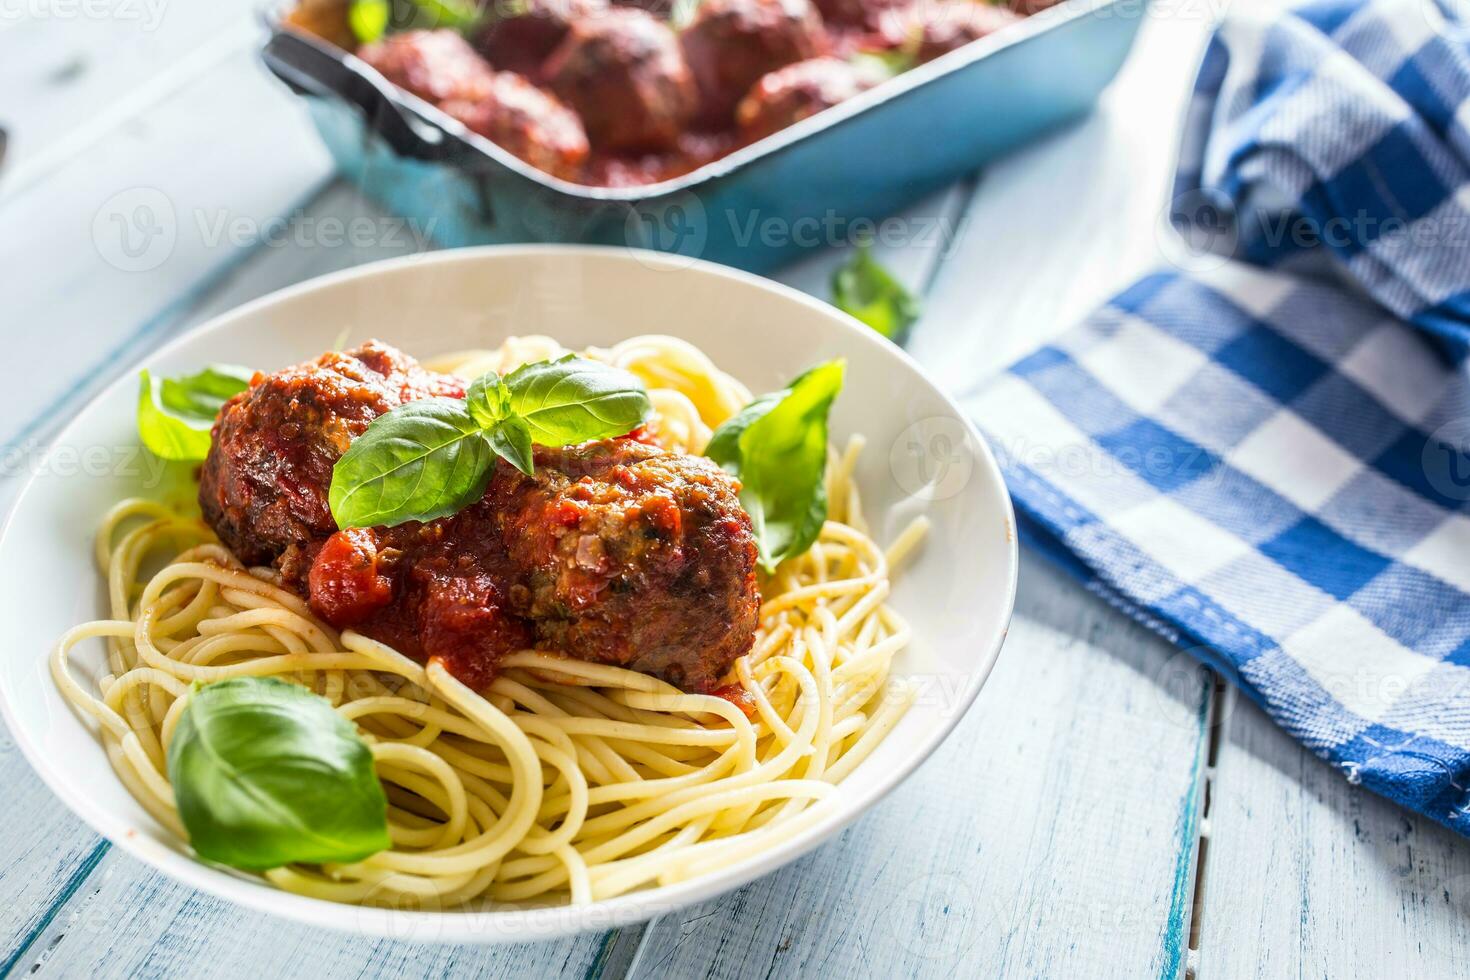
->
[706,360,845,573]
[831,244,922,342]
[137,365,252,462]
[167,677,389,871]
[330,355,650,529]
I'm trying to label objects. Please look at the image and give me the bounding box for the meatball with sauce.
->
[890,1,1022,62]
[544,8,698,152]
[441,72,590,180]
[809,0,906,30]
[680,0,828,126]
[356,29,496,105]
[198,342,466,583]
[485,440,759,691]
[201,341,761,694]
[735,56,871,141]
[472,0,608,79]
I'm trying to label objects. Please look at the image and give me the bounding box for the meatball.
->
[681,0,827,126]
[203,341,761,693]
[485,440,760,691]
[472,0,608,79]
[735,57,871,141]
[544,9,697,152]
[308,438,760,692]
[809,0,905,30]
[890,1,1022,62]
[356,29,496,105]
[199,342,466,582]
[441,72,590,180]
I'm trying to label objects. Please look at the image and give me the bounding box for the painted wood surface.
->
[2,0,1469,975]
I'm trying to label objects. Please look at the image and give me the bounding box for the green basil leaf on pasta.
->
[706,360,845,573]
[831,245,921,342]
[167,676,389,871]
[503,355,651,446]
[137,365,252,461]
[329,398,495,529]
[488,415,535,476]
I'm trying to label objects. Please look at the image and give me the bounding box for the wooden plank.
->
[1195,695,1470,978]
[0,0,266,198]
[16,857,624,980]
[627,554,1210,979]
[773,181,975,301]
[0,47,334,474]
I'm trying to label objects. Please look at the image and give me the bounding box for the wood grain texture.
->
[628,555,1209,980]
[0,0,266,198]
[0,48,332,467]
[1197,694,1470,979]
[14,855,621,980]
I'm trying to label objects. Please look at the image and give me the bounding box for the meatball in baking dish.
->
[736,56,872,142]
[681,0,827,126]
[544,8,698,152]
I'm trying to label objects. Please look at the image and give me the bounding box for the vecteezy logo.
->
[1155,186,1238,274]
[92,187,177,272]
[1423,418,1470,502]
[623,190,707,269]
[889,417,975,501]
[881,871,982,961]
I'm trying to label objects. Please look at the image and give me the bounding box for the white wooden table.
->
[4,3,1470,977]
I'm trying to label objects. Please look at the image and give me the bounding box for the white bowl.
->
[0,246,1016,943]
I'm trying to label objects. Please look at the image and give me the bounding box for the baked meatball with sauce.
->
[735,56,871,141]
[356,29,496,105]
[472,0,608,79]
[489,440,758,691]
[201,341,761,694]
[199,342,466,583]
[809,0,906,30]
[544,8,698,152]
[680,0,828,126]
[441,72,590,180]
[892,1,1022,62]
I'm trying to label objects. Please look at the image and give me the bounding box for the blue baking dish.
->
[262,0,1148,272]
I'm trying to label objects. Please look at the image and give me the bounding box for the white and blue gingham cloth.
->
[970,0,1470,833]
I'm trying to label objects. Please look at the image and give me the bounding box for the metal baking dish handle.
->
[262,30,450,162]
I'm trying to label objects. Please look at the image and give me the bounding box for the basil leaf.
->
[503,355,651,446]
[137,365,252,461]
[168,676,389,871]
[488,415,534,476]
[329,398,495,529]
[347,0,389,42]
[466,371,512,430]
[411,0,479,30]
[707,360,845,573]
[850,49,915,83]
[831,245,922,342]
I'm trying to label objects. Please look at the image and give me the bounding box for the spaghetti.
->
[51,335,926,909]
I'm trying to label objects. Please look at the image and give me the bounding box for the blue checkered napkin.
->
[966,0,1470,834]
[973,267,1470,833]
[1172,0,1470,350]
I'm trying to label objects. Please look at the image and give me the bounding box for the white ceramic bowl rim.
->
[0,245,1017,944]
